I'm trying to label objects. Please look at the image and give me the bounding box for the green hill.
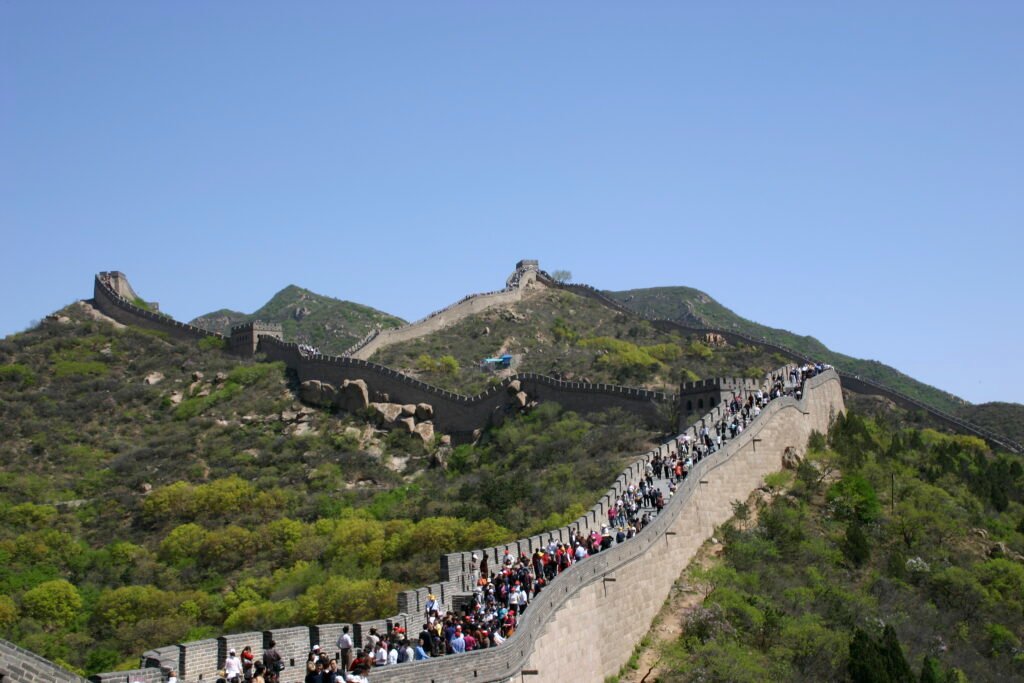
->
[608,286,969,414]
[190,285,406,355]
[370,287,789,396]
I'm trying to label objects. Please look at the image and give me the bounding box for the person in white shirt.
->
[225,649,243,683]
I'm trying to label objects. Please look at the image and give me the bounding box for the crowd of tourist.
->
[209,363,829,682]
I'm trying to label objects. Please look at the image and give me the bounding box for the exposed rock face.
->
[397,417,416,434]
[514,391,528,408]
[414,421,435,443]
[416,403,434,420]
[369,402,404,424]
[401,404,417,417]
[144,372,164,385]
[507,380,521,394]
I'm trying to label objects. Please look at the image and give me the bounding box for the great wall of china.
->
[0,265,1012,682]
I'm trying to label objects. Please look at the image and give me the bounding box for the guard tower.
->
[506,259,540,289]
[677,376,761,429]
[229,320,283,356]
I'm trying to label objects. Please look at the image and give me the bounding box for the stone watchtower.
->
[229,320,283,356]
[677,376,761,430]
[506,259,540,289]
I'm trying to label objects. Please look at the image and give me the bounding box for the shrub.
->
[53,360,108,378]
[0,363,35,387]
[198,336,227,351]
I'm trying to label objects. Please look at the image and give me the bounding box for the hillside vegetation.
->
[372,288,787,396]
[191,284,405,355]
[0,306,652,674]
[608,286,969,415]
[639,414,1024,683]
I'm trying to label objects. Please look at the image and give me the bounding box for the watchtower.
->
[677,376,761,429]
[229,320,283,356]
[506,260,540,289]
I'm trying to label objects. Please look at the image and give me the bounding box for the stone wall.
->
[259,337,672,437]
[91,274,224,345]
[356,368,844,683]
[99,353,788,683]
[0,639,86,683]
[347,265,539,360]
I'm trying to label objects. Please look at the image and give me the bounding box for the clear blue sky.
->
[2,2,1021,405]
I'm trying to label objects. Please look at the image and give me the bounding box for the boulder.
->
[397,417,416,434]
[192,371,204,381]
[781,447,802,470]
[368,402,404,424]
[144,371,164,385]
[507,380,521,394]
[514,391,528,408]
[414,421,435,444]
[169,391,183,405]
[989,542,1011,558]
[300,380,324,404]
[440,435,452,447]
[281,409,299,422]
[320,382,338,404]
[339,379,369,412]
[415,403,434,420]
[402,404,417,417]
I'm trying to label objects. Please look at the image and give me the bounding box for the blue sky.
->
[2,2,1021,404]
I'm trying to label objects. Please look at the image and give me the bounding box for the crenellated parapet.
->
[93,273,225,344]
[258,336,672,436]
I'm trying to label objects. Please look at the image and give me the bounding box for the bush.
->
[0,363,36,387]
[198,336,227,351]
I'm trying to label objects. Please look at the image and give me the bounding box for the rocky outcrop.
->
[781,447,802,470]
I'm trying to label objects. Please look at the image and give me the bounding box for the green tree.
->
[919,656,942,683]
[550,269,572,283]
[22,579,82,629]
[827,474,882,523]
[0,595,19,631]
[843,521,871,568]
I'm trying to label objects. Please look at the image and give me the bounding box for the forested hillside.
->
[632,414,1024,682]
[0,306,652,674]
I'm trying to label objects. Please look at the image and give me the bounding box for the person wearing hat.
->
[225,648,244,683]
[424,593,440,617]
